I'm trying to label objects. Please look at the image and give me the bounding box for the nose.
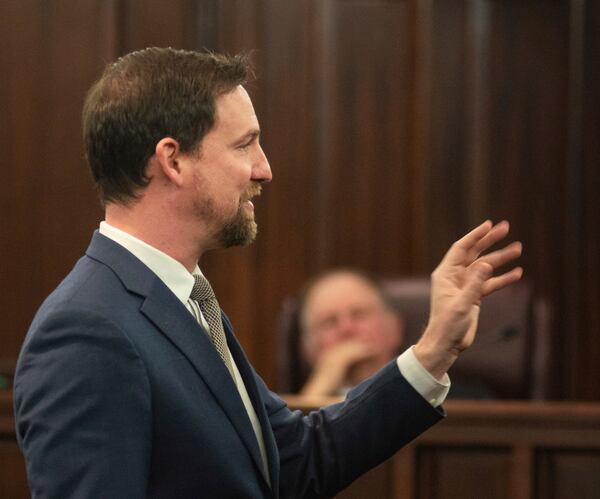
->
[335,314,358,339]
[252,143,272,184]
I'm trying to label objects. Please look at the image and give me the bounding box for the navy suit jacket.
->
[14,232,443,498]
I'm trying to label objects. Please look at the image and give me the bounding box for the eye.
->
[316,316,337,332]
[351,307,371,321]
[236,132,259,151]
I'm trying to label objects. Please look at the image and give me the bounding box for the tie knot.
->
[191,274,215,303]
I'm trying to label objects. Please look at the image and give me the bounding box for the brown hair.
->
[82,47,252,204]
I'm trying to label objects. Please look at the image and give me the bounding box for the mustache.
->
[241,183,262,202]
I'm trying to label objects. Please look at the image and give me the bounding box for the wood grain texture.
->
[285,396,600,499]
[0,0,113,364]
[1,0,598,400]
[5,391,600,498]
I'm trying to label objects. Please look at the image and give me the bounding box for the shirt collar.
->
[99,221,201,304]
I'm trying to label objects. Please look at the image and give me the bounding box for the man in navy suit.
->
[14,48,523,498]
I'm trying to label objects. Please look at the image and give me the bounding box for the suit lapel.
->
[86,232,269,487]
[224,315,280,496]
[140,289,269,481]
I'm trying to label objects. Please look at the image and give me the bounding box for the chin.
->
[219,217,257,248]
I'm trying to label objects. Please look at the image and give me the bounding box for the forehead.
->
[304,273,383,317]
[212,85,259,132]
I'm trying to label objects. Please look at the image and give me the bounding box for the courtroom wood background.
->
[285,396,600,499]
[5,391,600,498]
[1,0,599,402]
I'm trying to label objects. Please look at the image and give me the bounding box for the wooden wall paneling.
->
[0,440,29,499]
[197,0,267,375]
[0,0,597,410]
[119,0,199,53]
[194,0,220,50]
[411,0,497,269]
[206,0,420,381]
[563,0,600,400]
[579,0,600,400]
[244,0,325,382]
[482,1,570,398]
[335,462,392,499]
[562,0,585,399]
[214,0,263,54]
[510,445,534,499]
[0,2,119,496]
[320,0,416,274]
[391,442,417,498]
[421,0,470,268]
[0,0,116,364]
[409,0,433,273]
[483,0,569,269]
[464,1,493,230]
[0,393,28,498]
[85,0,270,376]
[536,449,600,499]
[417,446,512,499]
[293,400,600,499]
[314,0,338,273]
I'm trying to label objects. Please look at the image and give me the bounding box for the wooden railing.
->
[3,392,600,498]
[284,395,600,499]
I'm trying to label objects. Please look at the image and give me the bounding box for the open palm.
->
[416,220,523,379]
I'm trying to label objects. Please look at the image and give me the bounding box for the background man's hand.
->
[300,340,378,396]
[414,220,523,380]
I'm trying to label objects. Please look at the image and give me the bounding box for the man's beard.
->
[218,202,258,248]
[193,183,262,249]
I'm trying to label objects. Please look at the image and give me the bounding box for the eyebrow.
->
[234,129,260,145]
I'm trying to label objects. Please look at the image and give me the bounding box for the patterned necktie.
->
[191,274,235,379]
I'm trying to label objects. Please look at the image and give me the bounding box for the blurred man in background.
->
[299,269,404,396]
[297,269,495,399]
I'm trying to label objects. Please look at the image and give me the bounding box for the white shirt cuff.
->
[396,346,450,407]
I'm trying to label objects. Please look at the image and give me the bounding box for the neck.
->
[105,200,210,273]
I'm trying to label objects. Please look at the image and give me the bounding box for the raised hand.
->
[414,220,523,380]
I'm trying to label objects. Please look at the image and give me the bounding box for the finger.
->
[456,262,493,310]
[481,267,524,296]
[470,220,510,258]
[454,220,493,252]
[477,241,522,269]
[442,220,493,265]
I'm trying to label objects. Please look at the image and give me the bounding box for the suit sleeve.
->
[14,307,152,499]
[257,361,444,499]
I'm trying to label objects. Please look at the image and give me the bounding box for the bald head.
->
[300,270,404,376]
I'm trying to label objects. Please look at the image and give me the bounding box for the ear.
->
[155,137,184,186]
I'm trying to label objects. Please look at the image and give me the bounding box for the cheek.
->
[360,319,389,345]
[208,161,247,197]
[230,158,252,185]
[319,335,339,350]
[314,329,343,351]
[216,187,243,215]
